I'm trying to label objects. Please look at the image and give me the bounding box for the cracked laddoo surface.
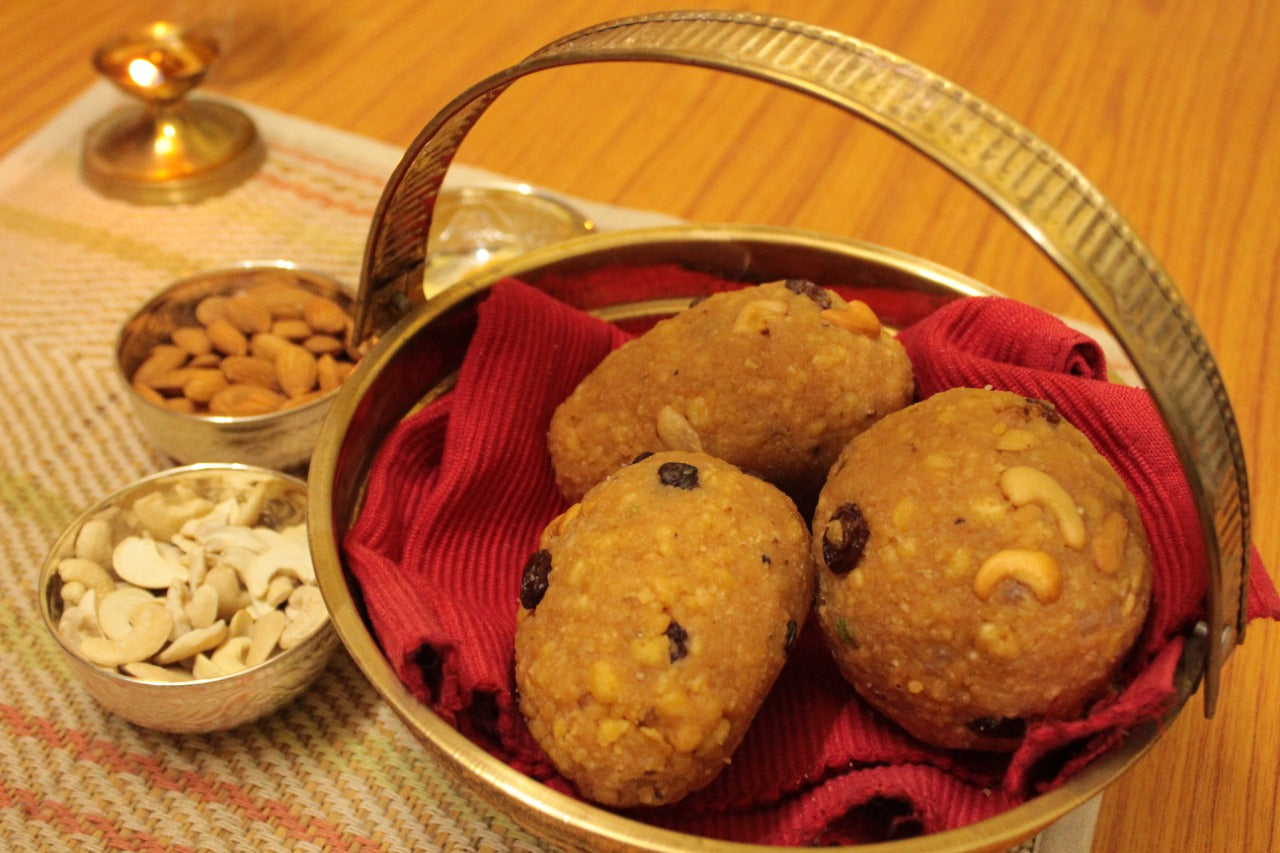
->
[514,451,814,807]
[811,387,1153,751]
[547,279,914,506]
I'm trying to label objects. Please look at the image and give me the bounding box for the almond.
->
[303,295,350,335]
[302,334,344,356]
[188,353,222,368]
[246,280,311,319]
[249,332,290,359]
[270,319,312,341]
[332,360,355,382]
[221,355,281,390]
[132,381,167,406]
[132,345,188,386]
[147,367,205,395]
[225,293,273,334]
[276,344,317,398]
[206,319,248,356]
[194,295,230,326]
[170,326,213,357]
[279,389,327,411]
[316,353,341,392]
[208,384,286,416]
[181,369,229,404]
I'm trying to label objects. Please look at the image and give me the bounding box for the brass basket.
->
[307,10,1250,852]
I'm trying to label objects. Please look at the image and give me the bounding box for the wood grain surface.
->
[2,1,1275,851]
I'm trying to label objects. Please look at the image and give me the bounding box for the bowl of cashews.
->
[38,463,339,732]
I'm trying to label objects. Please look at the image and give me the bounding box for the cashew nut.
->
[1091,511,1130,575]
[820,300,881,338]
[113,536,190,588]
[74,517,115,565]
[58,597,101,646]
[242,542,314,600]
[261,574,297,610]
[132,489,214,542]
[209,636,253,675]
[98,586,160,640]
[246,609,286,667]
[998,466,1086,550]
[57,558,115,601]
[976,621,1022,659]
[59,580,87,606]
[231,478,271,527]
[227,607,255,639]
[77,601,173,667]
[154,620,228,665]
[972,549,1062,604]
[184,583,219,630]
[732,299,788,334]
[204,565,248,620]
[994,427,1038,452]
[279,585,328,650]
[123,661,193,682]
[185,544,208,589]
[191,653,222,680]
[656,405,703,453]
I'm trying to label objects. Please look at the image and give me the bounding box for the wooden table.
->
[2,1,1275,850]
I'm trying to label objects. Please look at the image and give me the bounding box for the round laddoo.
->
[515,451,814,806]
[547,279,914,506]
[811,387,1153,751]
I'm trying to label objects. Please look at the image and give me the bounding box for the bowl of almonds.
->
[38,463,339,732]
[116,261,363,470]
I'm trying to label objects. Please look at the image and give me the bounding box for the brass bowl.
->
[309,225,1186,853]
[116,261,358,471]
[39,463,339,733]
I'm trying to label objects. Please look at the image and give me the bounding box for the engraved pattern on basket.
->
[353,10,1248,712]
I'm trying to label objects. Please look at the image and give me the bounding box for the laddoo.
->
[811,387,1153,750]
[515,451,814,806]
[547,279,914,506]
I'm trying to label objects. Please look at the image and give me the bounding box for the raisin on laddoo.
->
[812,387,1153,751]
[514,451,814,806]
[547,280,914,506]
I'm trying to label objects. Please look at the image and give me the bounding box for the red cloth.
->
[343,270,1279,846]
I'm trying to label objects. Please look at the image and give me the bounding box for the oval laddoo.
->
[811,387,1153,750]
[547,279,914,506]
[515,451,814,806]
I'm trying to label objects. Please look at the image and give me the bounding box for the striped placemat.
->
[0,80,554,853]
[0,81,1082,852]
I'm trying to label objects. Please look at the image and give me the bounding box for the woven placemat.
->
[0,81,556,853]
[0,82,1079,852]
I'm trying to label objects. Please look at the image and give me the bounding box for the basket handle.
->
[352,9,1249,714]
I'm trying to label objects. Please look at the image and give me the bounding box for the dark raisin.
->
[822,503,870,574]
[783,278,832,309]
[657,461,699,490]
[965,716,1027,740]
[631,451,655,464]
[665,620,689,662]
[518,549,552,610]
[784,619,798,654]
[1023,397,1061,425]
